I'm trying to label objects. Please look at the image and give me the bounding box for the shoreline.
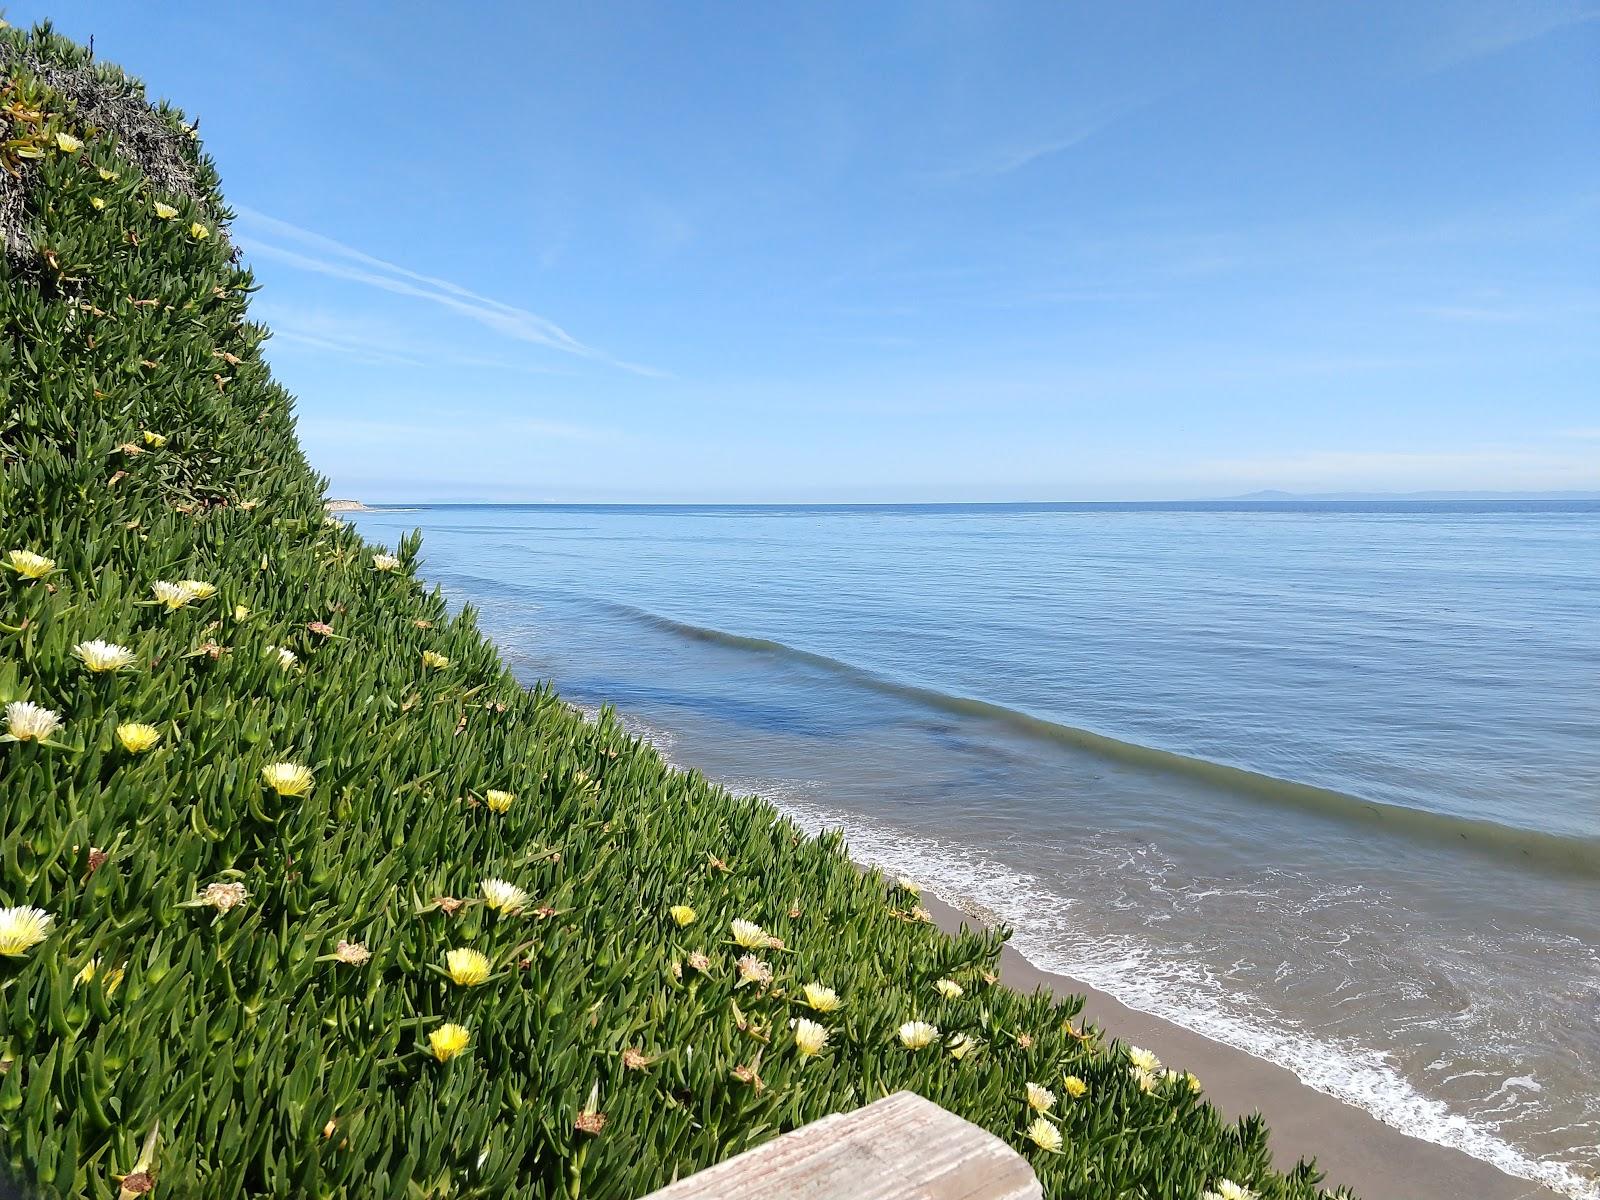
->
[915,889,1556,1200]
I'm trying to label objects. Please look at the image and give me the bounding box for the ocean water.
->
[350,502,1600,1196]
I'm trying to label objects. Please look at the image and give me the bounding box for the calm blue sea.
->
[351,501,1600,1196]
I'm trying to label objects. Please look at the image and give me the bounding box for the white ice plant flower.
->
[5,700,63,743]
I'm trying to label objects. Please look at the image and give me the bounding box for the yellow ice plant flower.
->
[372,553,400,571]
[98,166,117,181]
[1024,1116,1062,1154]
[429,1022,470,1062]
[480,878,528,915]
[74,957,124,993]
[154,201,178,219]
[947,1033,978,1061]
[177,579,216,601]
[142,430,167,447]
[1127,1044,1160,1072]
[5,549,55,579]
[189,222,210,240]
[421,650,451,669]
[895,875,921,895]
[1203,1184,1258,1200]
[802,982,842,1012]
[935,978,964,1000]
[74,639,137,673]
[897,1020,939,1050]
[729,919,772,949]
[54,131,82,153]
[444,948,492,986]
[1130,1066,1159,1094]
[1182,1070,1203,1093]
[268,645,298,670]
[792,1018,829,1057]
[116,723,162,753]
[0,906,52,956]
[669,904,697,927]
[1025,1082,1056,1113]
[90,196,106,210]
[261,762,314,797]
[234,604,251,620]
[484,789,515,813]
[5,701,62,743]
[1062,1075,1088,1099]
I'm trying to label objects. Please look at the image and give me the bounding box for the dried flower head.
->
[0,907,53,956]
[574,1110,607,1136]
[686,950,712,973]
[306,621,334,637]
[621,1047,652,1070]
[731,1062,764,1090]
[74,639,137,672]
[5,701,63,743]
[334,940,371,965]
[199,882,248,912]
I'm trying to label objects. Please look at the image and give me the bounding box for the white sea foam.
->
[732,780,1600,1200]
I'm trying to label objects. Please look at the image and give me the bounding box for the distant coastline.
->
[323,497,374,512]
[1221,488,1600,501]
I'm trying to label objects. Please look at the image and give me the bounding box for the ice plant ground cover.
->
[0,22,1353,1200]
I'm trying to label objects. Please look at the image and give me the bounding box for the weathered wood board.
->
[639,1090,1044,1199]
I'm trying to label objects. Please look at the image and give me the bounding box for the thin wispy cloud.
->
[1422,1,1600,70]
[928,99,1147,182]
[233,208,667,378]
[255,304,575,375]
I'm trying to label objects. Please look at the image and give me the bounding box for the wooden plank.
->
[640,1090,1043,1200]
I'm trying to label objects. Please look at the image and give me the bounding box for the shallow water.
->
[352,501,1600,1197]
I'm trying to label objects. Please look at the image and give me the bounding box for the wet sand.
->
[919,892,1556,1200]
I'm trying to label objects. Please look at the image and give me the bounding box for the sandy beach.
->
[919,892,1557,1200]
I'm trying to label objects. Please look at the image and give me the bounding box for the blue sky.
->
[24,2,1599,500]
